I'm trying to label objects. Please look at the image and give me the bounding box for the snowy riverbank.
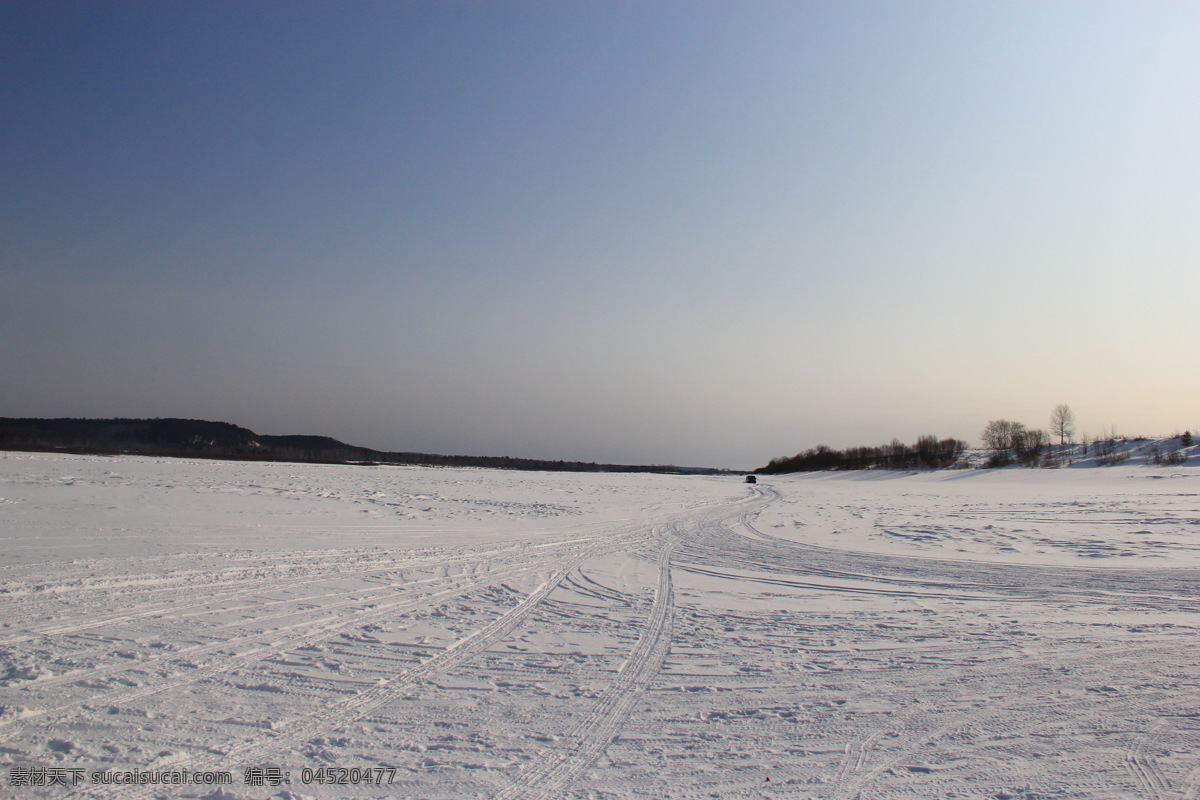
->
[2,453,1198,799]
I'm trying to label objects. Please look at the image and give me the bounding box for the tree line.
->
[757,435,969,474]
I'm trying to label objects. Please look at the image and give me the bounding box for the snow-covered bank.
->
[2,453,1198,799]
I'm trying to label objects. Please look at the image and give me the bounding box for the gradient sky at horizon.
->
[4,2,1198,469]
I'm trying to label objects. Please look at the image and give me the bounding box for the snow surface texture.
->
[1,453,1199,800]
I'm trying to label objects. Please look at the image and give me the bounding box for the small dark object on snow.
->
[745,475,757,483]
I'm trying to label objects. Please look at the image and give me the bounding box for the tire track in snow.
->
[676,485,1194,800]
[7,490,741,793]
[0,540,610,732]
[222,556,590,762]
[697,487,1200,604]
[90,529,657,799]
[493,536,678,800]
[0,538,596,646]
[82,515,686,796]
[835,728,883,787]
[1181,764,1200,800]
[672,562,1035,602]
[816,636,1188,797]
[1126,719,1172,800]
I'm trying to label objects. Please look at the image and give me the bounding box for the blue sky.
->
[3,2,1198,469]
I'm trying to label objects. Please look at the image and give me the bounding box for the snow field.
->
[1,453,1198,799]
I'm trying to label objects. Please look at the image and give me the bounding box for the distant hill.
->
[0,417,722,475]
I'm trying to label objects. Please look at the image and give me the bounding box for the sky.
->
[3,2,1199,470]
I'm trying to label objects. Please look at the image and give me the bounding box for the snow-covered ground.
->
[2,452,1198,800]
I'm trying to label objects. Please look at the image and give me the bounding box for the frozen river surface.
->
[2,453,1199,799]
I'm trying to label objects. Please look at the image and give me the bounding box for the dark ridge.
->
[0,418,726,475]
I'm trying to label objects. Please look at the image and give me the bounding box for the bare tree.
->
[981,419,1026,467]
[1012,428,1048,465]
[1050,404,1075,445]
[981,419,1023,451]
